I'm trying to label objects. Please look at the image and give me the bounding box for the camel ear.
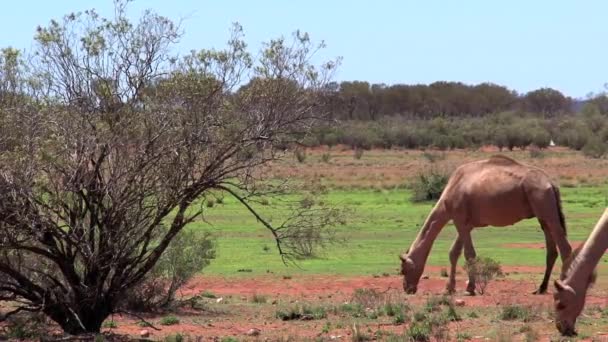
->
[554,280,575,295]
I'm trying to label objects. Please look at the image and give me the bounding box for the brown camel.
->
[553,208,606,336]
[400,155,572,295]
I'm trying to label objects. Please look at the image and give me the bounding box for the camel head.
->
[399,252,421,294]
[553,245,597,336]
[553,280,584,337]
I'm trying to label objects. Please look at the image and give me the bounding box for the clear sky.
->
[0,1,606,98]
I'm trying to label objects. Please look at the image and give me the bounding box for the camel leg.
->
[461,232,477,296]
[533,222,558,295]
[446,236,463,294]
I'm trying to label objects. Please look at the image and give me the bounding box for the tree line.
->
[321,80,608,120]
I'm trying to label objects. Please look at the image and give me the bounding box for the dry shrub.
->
[463,256,502,295]
[122,229,216,312]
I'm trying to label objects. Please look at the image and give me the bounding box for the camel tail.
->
[552,184,567,236]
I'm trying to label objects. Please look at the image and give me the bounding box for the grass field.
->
[191,148,608,277]
[197,186,608,277]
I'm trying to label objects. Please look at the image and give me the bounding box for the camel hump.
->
[487,154,520,165]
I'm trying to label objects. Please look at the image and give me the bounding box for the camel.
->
[399,155,572,295]
[553,208,606,336]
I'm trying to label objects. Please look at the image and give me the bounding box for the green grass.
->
[187,185,608,276]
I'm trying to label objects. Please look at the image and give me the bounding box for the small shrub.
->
[206,198,215,208]
[421,151,446,163]
[446,305,461,322]
[352,288,384,309]
[295,148,307,163]
[582,137,607,158]
[5,315,44,340]
[339,303,365,318]
[164,334,184,342]
[425,294,452,312]
[467,310,479,318]
[384,302,409,317]
[276,305,327,320]
[321,152,331,163]
[463,256,502,294]
[440,268,448,277]
[393,310,406,324]
[528,148,545,159]
[322,322,331,334]
[456,332,472,341]
[251,294,268,304]
[220,338,239,342]
[351,323,371,342]
[299,196,315,209]
[410,168,449,202]
[413,311,428,322]
[499,305,532,322]
[102,320,118,329]
[237,268,252,272]
[159,315,180,326]
[201,290,216,299]
[122,229,216,312]
[407,321,431,341]
[303,305,327,320]
[259,198,270,206]
[520,325,539,342]
[354,148,364,160]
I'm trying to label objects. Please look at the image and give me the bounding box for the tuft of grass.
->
[295,148,307,163]
[201,290,216,298]
[446,305,461,322]
[164,334,185,342]
[321,152,331,163]
[354,148,364,160]
[467,310,479,318]
[251,294,268,304]
[456,332,472,341]
[440,268,448,277]
[338,302,365,318]
[102,320,117,329]
[220,338,239,342]
[407,321,431,341]
[499,305,534,322]
[350,323,371,342]
[425,294,452,312]
[321,322,331,334]
[519,325,539,342]
[159,315,180,326]
[276,304,327,321]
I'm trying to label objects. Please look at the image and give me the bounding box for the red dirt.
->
[91,270,607,341]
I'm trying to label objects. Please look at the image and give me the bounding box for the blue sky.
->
[0,1,605,98]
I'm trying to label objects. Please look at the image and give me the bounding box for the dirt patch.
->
[88,272,608,340]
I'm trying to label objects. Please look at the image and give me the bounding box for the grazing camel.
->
[553,208,606,336]
[399,155,572,295]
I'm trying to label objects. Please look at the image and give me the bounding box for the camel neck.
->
[408,201,449,262]
[564,209,608,291]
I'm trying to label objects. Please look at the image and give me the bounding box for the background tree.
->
[0,2,341,334]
